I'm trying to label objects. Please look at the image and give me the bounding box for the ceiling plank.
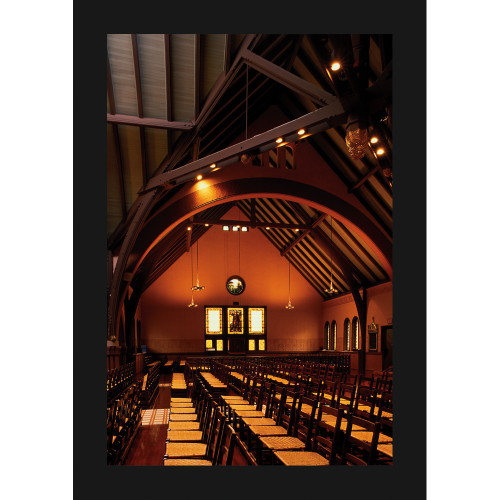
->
[164,34,172,153]
[111,125,127,219]
[106,113,194,130]
[107,53,116,115]
[194,34,200,120]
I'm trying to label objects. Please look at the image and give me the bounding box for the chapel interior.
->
[106,33,393,466]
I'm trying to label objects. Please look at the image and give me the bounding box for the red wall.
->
[140,207,324,353]
[321,282,392,371]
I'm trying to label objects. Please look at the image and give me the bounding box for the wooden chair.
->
[336,382,357,414]
[164,403,225,463]
[353,386,377,420]
[313,405,345,464]
[340,413,381,465]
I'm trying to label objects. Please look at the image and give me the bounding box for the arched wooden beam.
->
[109,177,392,338]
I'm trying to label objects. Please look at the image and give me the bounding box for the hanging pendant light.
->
[188,291,198,308]
[191,240,205,291]
[285,257,294,310]
[324,216,339,294]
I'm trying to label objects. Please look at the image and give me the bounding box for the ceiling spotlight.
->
[204,224,209,227]
[376,148,385,156]
[232,226,239,231]
[222,225,230,231]
[331,62,341,71]
[297,129,305,135]
[265,227,270,230]
[370,137,379,144]
[241,226,248,232]
[209,163,216,169]
[187,226,192,231]
[276,138,283,144]
[196,174,203,180]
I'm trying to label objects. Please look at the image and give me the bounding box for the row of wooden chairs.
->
[140,361,160,407]
[107,383,142,464]
[163,376,257,465]
[107,362,136,403]
[220,376,392,465]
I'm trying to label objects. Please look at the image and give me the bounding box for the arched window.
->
[330,321,337,351]
[324,321,330,350]
[352,316,360,350]
[344,318,351,351]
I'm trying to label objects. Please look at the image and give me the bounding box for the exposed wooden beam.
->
[139,127,148,189]
[111,124,127,219]
[106,113,194,130]
[194,34,200,120]
[131,34,143,118]
[141,102,345,191]
[224,35,231,74]
[349,164,382,192]
[281,213,327,256]
[241,48,339,108]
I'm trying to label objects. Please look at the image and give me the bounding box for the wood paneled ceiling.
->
[107,34,392,301]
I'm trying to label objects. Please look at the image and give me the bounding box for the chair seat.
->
[164,458,212,466]
[259,436,306,450]
[166,442,207,458]
[229,403,255,410]
[249,425,288,436]
[234,410,266,417]
[169,414,198,421]
[170,402,194,408]
[274,450,329,466]
[169,407,196,414]
[241,417,277,426]
[377,443,393,458]
[171,398,192,403]
[168,421,200,430]
[167,430,203,442]
[221,396,245,401]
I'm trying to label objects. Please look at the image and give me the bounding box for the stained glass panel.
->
[249,307,264,333]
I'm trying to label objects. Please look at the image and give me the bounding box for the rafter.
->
[141,102,345,192]
[281,213,327,256]
[106,113,194,130]
[241,48,339,108]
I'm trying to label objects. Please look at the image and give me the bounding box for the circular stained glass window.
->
[226,275,245,295]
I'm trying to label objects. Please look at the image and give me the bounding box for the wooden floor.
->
[124,372,173,466]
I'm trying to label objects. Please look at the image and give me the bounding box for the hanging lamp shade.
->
[191,240,205,291]
[345,112,368,160]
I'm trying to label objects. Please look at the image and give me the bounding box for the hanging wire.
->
[192,239,205,291]
[285,254,294,309]
[188,244,197,307]
[245,65,248,140]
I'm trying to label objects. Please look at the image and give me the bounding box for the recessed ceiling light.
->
[209,163,216,169]
[297,129,305,135]
[265,227,270,230]
[295,229,299,232]
[204,224,209,227]
[196,174,203,180]
[241,226,248,232]
[276,138,283,144]
[187,226,192,231]
[222,225,229,231]
[376,148,385,156]
[370,137,379,144]
[331,62,341,71]
[232,226,239,231]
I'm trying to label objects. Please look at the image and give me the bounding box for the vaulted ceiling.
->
[107,34,392,307]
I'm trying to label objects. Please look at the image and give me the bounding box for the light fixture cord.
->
[190,244,194,287]
[245,65,248,140]
[196,240,200,283]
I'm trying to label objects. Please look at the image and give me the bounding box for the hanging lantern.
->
[345,112,368,160]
